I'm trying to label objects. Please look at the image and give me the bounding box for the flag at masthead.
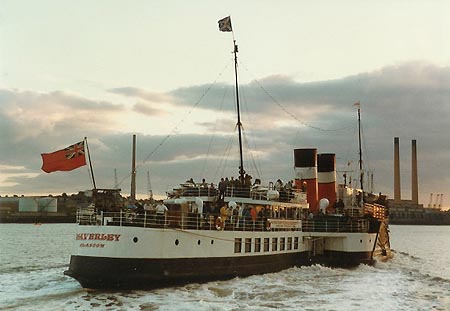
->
[218,16,232,32]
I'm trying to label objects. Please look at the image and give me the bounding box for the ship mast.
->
[218,16,245,182]
[357,104,364,193]
[233,40,245,182]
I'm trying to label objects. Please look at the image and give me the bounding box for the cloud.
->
[1,62,450,206]
[108,87,174,103]
[0,89,125,142]
[133,102,167,116]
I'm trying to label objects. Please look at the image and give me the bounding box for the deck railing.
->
[76,210,373,233]
[302,218,370,233]
[167,185,306,203]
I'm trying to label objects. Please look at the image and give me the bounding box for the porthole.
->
[175,239,179,245]
[360,239,363,243]
[133,237,138,243]
[198,240,201,245]
[211,240,214,245]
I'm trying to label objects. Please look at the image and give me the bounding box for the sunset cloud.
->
[0,62,449,204]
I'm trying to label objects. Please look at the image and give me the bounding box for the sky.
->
[1,1,449,208]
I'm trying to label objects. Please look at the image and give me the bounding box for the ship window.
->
[264,238,270,252]
[198,240,201,245]
[294,237,299,249]
[234,238,242,253]
[272,237,278,251]
[280,237,285,251]
[175,239,179,246]
[255,238,261,252]
[287,237,292,250]
[133,237,138,243]
[211,240,214,245]
[245,238,252,253]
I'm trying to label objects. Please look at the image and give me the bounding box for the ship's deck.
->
[77,210,378,234]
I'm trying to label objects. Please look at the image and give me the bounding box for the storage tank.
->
[19,197,38,212]
[0,197,20,210]
[38,197,58,212]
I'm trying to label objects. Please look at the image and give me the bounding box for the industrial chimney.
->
[411,139,419,205]
[394,137,401,203]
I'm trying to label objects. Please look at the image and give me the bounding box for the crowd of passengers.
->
[132,199,305,230]
[174,176,302,201]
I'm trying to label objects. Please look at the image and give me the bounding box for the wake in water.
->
[2,256,450,311]
[1,224,450,310]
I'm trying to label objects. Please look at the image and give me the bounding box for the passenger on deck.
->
[220,204,229,228]
[223,177,230,195]
[232,205,240,227]
[235,177,242,188]
[186,178,196,186]
[257,208,264,222]
[250,206,257,223]
[135,202,145,217]
[334,199,345,214]
[301,181,307,192]
[220,205,228,221]
[280,207,286,218]
[275,179,283,190]
[241,206,250,228]
[200,178,208,188]
[253,179,261,187]
[203,202,211,218]
[143,201,153,211]
[229,177,235,190]
[285,180,293,189]
[155,201,168,225]
[218,178,226,199]
[244,174,252,186]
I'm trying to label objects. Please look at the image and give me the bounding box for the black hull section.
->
[65,252,310,289]
[65,250,374,289]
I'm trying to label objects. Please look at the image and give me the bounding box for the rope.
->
[115,62,231,188]
[239,61,353,132]
[240,82,263,180]
[242,127,263,180]
[252,78,353,132]
[200,87,228,180]
[212,126,237,181]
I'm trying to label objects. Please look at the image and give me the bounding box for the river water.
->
[0,224,449,310]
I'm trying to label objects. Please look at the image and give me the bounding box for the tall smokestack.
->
[394,137,401,203]
[317,153,337,207]
[411,139,418,205]
[294,148,318,212]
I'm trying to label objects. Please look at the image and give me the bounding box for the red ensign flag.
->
[41,141,87,173]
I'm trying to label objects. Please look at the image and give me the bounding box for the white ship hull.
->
[65,223,380,289]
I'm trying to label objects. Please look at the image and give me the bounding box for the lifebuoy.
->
[266,220,271,231]
[215,216,224,230]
